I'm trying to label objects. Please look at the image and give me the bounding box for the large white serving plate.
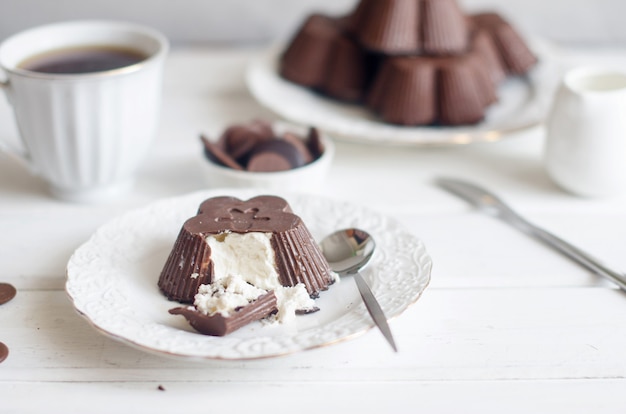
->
[246,41,559,146]
[66,190,432,360]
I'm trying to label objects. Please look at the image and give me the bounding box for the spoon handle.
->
[353,272,398,352]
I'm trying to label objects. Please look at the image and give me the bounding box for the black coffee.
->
[19,45,148,74]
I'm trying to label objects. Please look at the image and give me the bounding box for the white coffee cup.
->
[0,20,168,202]
[545,66,626,197]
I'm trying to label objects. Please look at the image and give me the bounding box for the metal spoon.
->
[319,228,397,352]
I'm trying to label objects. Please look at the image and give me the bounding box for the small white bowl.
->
[200,122,335,192]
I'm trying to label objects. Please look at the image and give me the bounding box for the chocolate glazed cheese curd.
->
[159,195,335,336]
[278,0,538,126]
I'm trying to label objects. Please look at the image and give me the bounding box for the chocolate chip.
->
[200,134,244,170]
[247,140,306,172]
[223,130,260,160]
[0,342,8,363]
[0,283,16,305]
[246,119,274,139]
[247,152,293,172]
[282,132,314,163]
[221,125,269,160]
[306,127,325,159]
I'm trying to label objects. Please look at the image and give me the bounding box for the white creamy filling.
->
[207,232,279,290]
[193,232,316,322]
[194,275,266,317]
[271,284,316,324]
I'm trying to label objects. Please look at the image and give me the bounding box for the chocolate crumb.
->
[157,385,165,391]
[0,283,16,305]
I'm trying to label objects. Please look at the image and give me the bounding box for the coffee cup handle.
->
[0,79,33,169]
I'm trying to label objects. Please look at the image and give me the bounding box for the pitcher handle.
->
[0,79,32,168]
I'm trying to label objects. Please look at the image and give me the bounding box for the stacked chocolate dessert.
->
[279,0,537,126]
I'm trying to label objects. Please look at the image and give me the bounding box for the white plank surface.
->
[2,288,626,381]
[1,46,626,413]
[2,380,625,414]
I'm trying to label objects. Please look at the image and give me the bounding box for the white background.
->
[1,0,625,46]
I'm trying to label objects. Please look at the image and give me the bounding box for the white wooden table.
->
[1,45,626,413]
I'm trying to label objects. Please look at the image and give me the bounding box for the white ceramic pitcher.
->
[545,66,626,197]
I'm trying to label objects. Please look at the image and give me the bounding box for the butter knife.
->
[435,177,626,291]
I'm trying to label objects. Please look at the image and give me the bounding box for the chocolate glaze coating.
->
[169,291,278,336]
[192,195,298,233]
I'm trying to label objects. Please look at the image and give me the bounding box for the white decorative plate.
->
[66,190,432,360]
[246,41,560,146]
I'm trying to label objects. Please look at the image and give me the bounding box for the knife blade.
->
[435,177,626,291]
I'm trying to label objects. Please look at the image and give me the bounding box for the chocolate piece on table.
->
[0,342,8,363]
[247,140,306,172]
[169,291,278,336]
[0,283,16,305]
[200,134,244,170]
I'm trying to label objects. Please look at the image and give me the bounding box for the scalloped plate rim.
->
[65,189,432,361]
[245,39,560,146]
